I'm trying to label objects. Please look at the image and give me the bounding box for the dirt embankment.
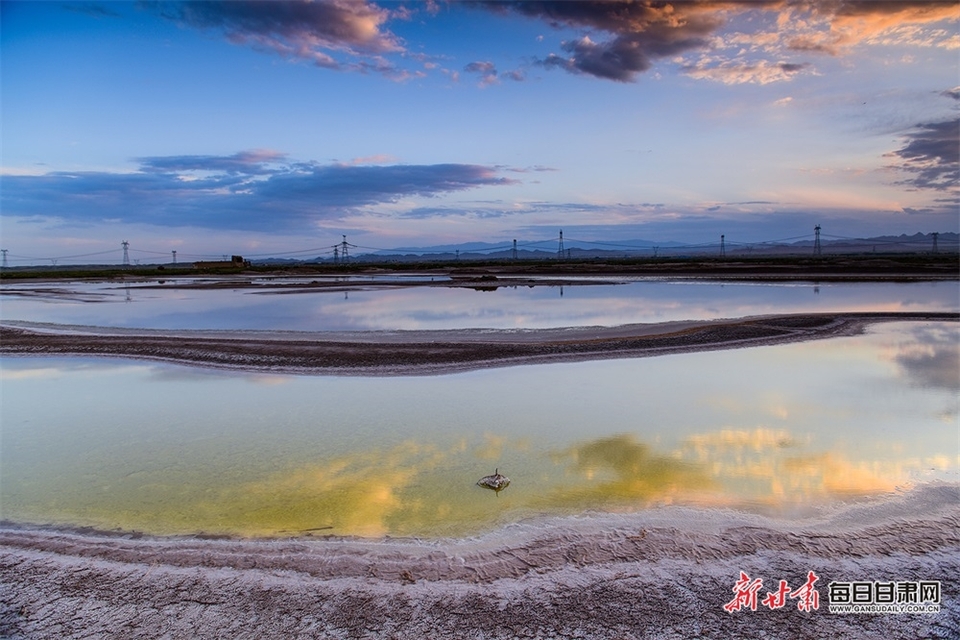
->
[2,312,956,375]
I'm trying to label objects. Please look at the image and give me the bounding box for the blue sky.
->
[1,1,958,264]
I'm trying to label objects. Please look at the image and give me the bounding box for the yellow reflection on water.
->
[215,441,447,537]
[5,426,956,538]
[541,434,713,509]
[674,427,950,510]
[782,453,901,495]
[2,321,956,538]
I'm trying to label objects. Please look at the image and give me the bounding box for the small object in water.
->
[477,468,511,494]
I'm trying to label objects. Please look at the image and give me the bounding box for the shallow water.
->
[1,277,956,331]
[2,321,956,538]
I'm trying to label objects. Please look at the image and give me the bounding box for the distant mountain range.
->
[251,232,957,264]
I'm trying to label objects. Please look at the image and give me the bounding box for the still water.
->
[1,277,956,331]
[2,321,956,538]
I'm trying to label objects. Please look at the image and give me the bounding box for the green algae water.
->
[2,321,956,538]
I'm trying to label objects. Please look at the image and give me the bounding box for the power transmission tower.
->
[333,246,339,264]
[122,241,130,266]
[932,232,939,254]
[813,225,822,256]
[557,230,565,259]
[720,234,726,258]
[512,239,518,260]
[1,249,7,268]
[172,250,177,264]
[340,235,350,262]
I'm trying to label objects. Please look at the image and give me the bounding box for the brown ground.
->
[2,311,956,375]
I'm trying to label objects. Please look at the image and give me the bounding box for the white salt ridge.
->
[2,484,957,638]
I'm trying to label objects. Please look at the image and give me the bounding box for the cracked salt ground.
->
[1,485,958,639]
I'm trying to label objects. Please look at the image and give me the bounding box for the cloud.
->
[825,1,960,48]
[503,1,722,82]
[887,118,960,191]
[886,118,960,216]
[464,61,496,74]
[145,2,957,85]
[255,163,516,206]
[464,60,499,86]
[152,0,410,78]
[137,149,287,174]
[682,59,812,85]
[941,86,960,100]
[482,1,957,83]
[0,152,518,231]
[506,165,559,173]
[774,1,960,55]
[463,60,525,86]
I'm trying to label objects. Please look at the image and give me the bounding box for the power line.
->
[1,228,954,266]
[244,246,333,258]
[563,237,658,250]
[40,249,118,260]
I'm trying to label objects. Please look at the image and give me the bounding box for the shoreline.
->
[2,484,958,638]
[2,311,957,375]
[3,254,958,284]
[2,298,958,636]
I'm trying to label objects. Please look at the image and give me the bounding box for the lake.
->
[1,276,955,331]
[1,278,957,538]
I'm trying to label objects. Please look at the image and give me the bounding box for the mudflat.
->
[2,311,957,375]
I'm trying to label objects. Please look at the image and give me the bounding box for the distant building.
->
[193,255,250,269]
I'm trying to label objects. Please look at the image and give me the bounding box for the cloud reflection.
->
[0,365,66,381]
[204,441,447,537]
[4,280,956,333]
[886,323,960,391]
[543,434,713,509]
[676,427,942,507]
[0,358,147,380]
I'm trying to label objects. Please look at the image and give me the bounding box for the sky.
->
[1,0,958,264]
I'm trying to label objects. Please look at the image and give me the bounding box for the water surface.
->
[2,278,956,331]
[2,321,956,538]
